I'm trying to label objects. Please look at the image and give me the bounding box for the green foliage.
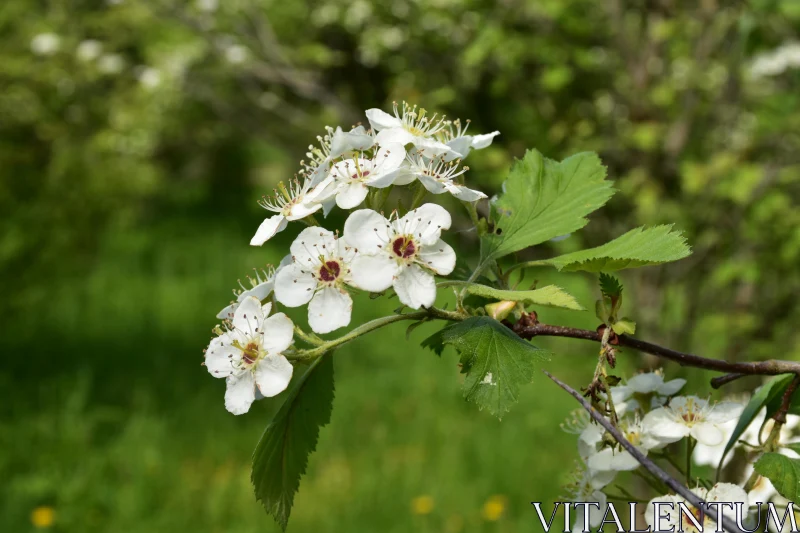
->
[450,282,584,311]
[599,273,623,299]
[785,443,800,455]
[611,318,636,336]
[480,150,614,264]
[539,226,691,272]
[252,355,335,530]
[754,453,800,501]
[721,375,795,466]
[428,317,551,419]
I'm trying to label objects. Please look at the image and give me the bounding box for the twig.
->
[773,375,800,425]
[515,323,800,378]
[544,371,743,533]
[710,373,747,389]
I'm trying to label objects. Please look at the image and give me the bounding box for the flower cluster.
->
[562,370,747,531]
[205,103,498,414]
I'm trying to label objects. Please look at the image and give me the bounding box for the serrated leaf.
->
[599,273,623,298]
[436,316,551,418]
[538,225,691,272]
[251,355,335,530]
[421,328,446,357]
[445,281,584,311]
[754,452,800,501]
[721,375,794,467]
[480,150,614,264]
[611,318,636,335]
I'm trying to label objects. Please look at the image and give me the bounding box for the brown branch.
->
[544,371,743,533]
[710,373,748,389]
[514,322,800,379]
[773,375,800,425]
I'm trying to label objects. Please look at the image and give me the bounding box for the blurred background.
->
[2,0,799,531]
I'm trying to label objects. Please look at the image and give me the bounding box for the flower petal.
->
[343,209,391,253]
[444,136,473,162]
[397,203,452,245]
[690,422,724,446]
[330,125,374,157]
[471,131,500,149]
[413,136,459,159]
[232,296,265,335]
[349,253,398,292]
[260,311,294,355]
[417,239,456,275]
[205,336,241,378]
[374,127,415,146]
[644,495,683,530]
[255,354,293,397]
[335,182,369,209]
[417,173,448,194]
[657,378,687,396]
[250,214,288,246]
[642,408,690,443]
[365,108,402,131]
[707,401,745,424]
[286,200,322,221]
[448,183,487,202]
[290,226,337,266]
[373,143,406,174]
[393,264,436,309]
[224,371,256,415]
[274,264,316,307]
[308,286,352,334]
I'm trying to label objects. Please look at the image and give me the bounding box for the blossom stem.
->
[545,370,744,533]
[686,437,696,485]
[289,307,466,362]
[293,325,325,347]
[409,182,428,210]
[504,260,549,276]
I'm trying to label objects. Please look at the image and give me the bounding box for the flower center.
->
[242,341,260,366]
[392,236,417,259]
[319,260,341,282]
[351,170,370,180]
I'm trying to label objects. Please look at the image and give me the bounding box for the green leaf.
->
[445,281,584,311]
[599,273,623,298]
[538,225,691,272]
[754,452,800,501]
[436,316,551,418]
[251,355,335,530]
[721,374,794,467]
[480,150,614,263]
[421,328,446,357]
[611,318,636,335]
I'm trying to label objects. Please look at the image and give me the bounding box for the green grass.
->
[1,213,645,533]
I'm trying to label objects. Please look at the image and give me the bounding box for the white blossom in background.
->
[217,256,292,319]
[275,227,357,334]
[196,0,218,12]
[205,297,294,415]
[750,42,800,78]
[344,204,456,309]
[251,179,322,246]
[564,464,615,533]
[610,370,686,414]
[642,395,744,446]
[300,125,374,187]
[224,45,248,65]
[137,67,162,90]
[401,152,487,202]
[31,33,61,56]
[587,415,666,472]
[644,483,749,533]
[436,118,500,162]
[307,143,405,209]
[97,54,125,74]
[366,102,458,158]
[76,40,102,62]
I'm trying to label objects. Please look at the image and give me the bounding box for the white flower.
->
[300,125,375,186]
[274,227,357,334]
[644,483,748,533]
[436,117,500,162]
[31,33,61,56]
[564,464,615,533]
[642,395,744,446]
[97,54,125,74]
[307,143,405,210]
[343,204,456,309]
[217,256,292,319]
[251,179,322,246]
[741,413,800,504]
[610,370,686,414]
[205,296,294,415]
[366,102,458,158]
[196,0,218,11]
[586,415,666,472]
[137,67,162,90]
[76,40,102,62]
[402,152,486,202]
